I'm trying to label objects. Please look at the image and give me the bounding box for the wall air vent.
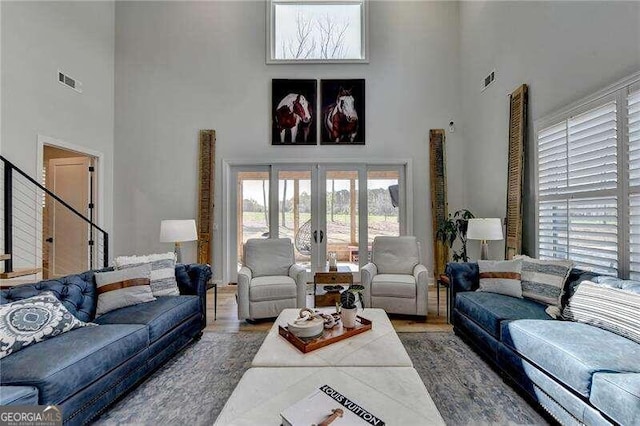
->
[481,70,496,92]
[58,70,82,93]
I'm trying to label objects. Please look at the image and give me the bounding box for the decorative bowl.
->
[287,317,324,339]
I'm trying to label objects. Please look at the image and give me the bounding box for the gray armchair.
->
[361,236,429,318]
[237,238,307,321]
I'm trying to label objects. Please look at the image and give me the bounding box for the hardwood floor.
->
[204,285,453,333]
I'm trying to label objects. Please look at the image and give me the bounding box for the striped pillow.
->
[563,281,640,345]
[516,256,573,311]
[477,259,523,298]
[114,252,179,297]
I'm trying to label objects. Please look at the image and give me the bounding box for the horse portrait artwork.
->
[272,79,317,145]
[321,79,365,145]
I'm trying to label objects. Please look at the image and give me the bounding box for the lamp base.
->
[480,241,489,260]
[174,242,183,264]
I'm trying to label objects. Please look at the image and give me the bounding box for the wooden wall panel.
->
[430,129,449,278]
[198,130,215,265]
[505,85,528,259]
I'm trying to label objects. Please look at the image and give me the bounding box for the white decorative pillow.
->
[476,259,523,298]
[516,256,573,312]
[563,281,640,345]
[114,252,179,296]
[95,264,156,316]
[0,292,94,359]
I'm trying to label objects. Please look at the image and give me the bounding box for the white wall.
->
[459,1,640,260]
[114,1,465,282]
[1,1,115,265]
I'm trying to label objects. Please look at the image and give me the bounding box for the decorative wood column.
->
[430,129,448,279]
[197,130,215,265]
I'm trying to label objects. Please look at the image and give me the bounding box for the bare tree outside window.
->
[273,3,363,61]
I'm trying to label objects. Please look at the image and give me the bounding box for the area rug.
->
[94,332,548,425]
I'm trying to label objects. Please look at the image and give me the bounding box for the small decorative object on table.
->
[328,252,338,271]
[340,290,358,328]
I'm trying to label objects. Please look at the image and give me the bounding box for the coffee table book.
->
[279,316,372,354]
[281,384,385,426]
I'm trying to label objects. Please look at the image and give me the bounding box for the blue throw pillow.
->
[0,292,94,359]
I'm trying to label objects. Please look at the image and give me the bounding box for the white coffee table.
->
[214,367,445,426]
[251,308,413,367]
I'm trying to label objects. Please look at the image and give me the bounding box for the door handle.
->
[313,230,318,243]
[320,230,324,243]
[45,237,53,243]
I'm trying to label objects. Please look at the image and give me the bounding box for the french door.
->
[230,162,406,282]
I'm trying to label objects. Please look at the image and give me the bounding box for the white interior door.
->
[46,157,91,277]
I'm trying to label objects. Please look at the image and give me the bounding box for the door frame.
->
[222,158,413,286]
[36,135,105,273]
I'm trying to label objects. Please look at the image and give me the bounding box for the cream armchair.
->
[237,238,307,321]
[361,236,428,318]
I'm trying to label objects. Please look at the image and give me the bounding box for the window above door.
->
[267,0,369,64]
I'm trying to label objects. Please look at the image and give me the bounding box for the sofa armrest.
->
[360,262,377,308]
[175,263,212,329]
[445,262,479,312]
[413,264,429,316]
[0,386,39,405]
[237,267,252,320]
[289,264,308,308]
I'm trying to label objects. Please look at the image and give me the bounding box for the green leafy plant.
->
[436,209,475,262]
[340,291,356,310]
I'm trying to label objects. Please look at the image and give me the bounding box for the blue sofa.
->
[447,262,640,426]
[0,263,212,425]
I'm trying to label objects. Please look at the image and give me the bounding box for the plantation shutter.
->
[627,88,640,278]
[537,100,618,275]
[505,84,528,259]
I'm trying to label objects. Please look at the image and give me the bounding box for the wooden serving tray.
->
[278,316,372,354]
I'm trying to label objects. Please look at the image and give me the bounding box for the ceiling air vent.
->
[481,69,496,92]
[58,70,82,93]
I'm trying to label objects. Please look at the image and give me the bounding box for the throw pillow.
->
[563,281,640,345]
[114,252,179,296]
[476,259,523,298]
[0,292,93,359]
[516,256,573,314]
[94,264,156,316]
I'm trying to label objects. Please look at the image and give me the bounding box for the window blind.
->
[537,101,618,275]
[628,89,640,279]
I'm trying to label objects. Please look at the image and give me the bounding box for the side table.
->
[207,281,218,321]
[436,274,450,323]
[313,267,353,308]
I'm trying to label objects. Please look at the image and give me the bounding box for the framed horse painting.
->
[321,79,365,145]
[272,79,317,145]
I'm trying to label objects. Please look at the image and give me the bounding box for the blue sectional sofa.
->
[0,263,212,425]
[447,262,640,426]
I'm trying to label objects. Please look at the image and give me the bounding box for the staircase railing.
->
[1,155,109,278]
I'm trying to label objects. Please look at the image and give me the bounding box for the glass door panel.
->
[236,171,270,271]
[367,169,401,243]
[323,169,360,272]
[278,170,312,267]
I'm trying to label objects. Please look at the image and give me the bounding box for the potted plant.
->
[436,209,475,262]
[340,290,358,328]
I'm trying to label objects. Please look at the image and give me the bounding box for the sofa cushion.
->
[244,238,294,278]
[590,373,640,426]
[94,264,155,316]
[0,292,94,359]
[501,320,640,397]
[0,271,96,322]
[516,255,573,310]
[563,281,640,344]
[94,296,199,343]
[477,259,522,298]
[371,274,416,298]
[455,292,550,338]
[0,324,148,404]
[0,386,39,405]
[249,276,296,302]
[114,252,179,297]
[372,236,420,275]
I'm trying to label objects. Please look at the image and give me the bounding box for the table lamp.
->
[467,218,503,260]
[160,219,197,263]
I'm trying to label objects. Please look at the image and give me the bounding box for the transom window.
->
[535,74,640,277]
[267,0,368,64]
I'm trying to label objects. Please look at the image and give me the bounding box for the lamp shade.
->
[160,220,198,243]
[466,218,503,241]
